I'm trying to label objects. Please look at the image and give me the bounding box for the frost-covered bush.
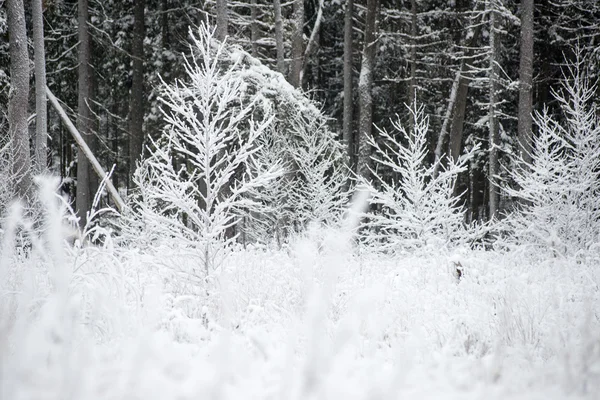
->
[243,112,348,247]
[227,47,349,245]
[131,25,280,273]
[501,55,600,257]
[361,103,473,252]
[287,118,348,229]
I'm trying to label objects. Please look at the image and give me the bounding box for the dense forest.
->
[2,0,599,232]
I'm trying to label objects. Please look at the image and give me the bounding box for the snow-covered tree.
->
[132,25,281,274]
[240,108,348,247]
[238,123,292,247]
[501,53,600,256]
[212,36,349,246]
[287,116,348,231]
[362,103,473,252]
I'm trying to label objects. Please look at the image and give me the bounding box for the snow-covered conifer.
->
[502,52,600,256]
[287,116,348,230]
[133,24,281,273]
[362,103,472,251]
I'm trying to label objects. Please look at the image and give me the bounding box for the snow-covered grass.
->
[1,206,599,400]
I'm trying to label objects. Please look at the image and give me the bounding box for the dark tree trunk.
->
[76,0,95,227]
[408,0,417,107]
[488,1,500,219]
[7,0,32,203]
[32,0,48,174]
[448,21,483,163]
[357,0,379,179]
[128,0,145,188]
[288,0,304,88]
[517,0,534,165]
[434,14,483,176]
[250,0,259,57]
[343,0,354,170]
[273,0,285,74]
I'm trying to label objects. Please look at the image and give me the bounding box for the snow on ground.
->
[1,233,599,400]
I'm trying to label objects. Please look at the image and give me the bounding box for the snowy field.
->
[1,222,599,400]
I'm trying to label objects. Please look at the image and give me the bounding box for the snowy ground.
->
[1,231,599,400]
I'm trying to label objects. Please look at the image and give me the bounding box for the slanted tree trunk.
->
[273,0,285,74]
[357,0,379,179]
[434,13,483,175]
[32,0,48,174]
[301,0,323,87]
[7,0,32,203]
[448,66,471,162]
[517,0,534,165]
[343,0,354,169]
[288,0,304,88]
[128,0,145,188]
[433,10,483,180]
[77,0,95,227]
[488,0,500,219]
[216,0,228,41]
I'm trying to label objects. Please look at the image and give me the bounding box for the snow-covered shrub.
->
[226,46,349,245]
[239,122,292,247]
[242,112,348,247]
[361,103,473,252]
[131,24,280,273]
[501,54,600,257]
[286,116,348,232]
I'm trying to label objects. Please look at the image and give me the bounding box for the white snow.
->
[1,217,599,400]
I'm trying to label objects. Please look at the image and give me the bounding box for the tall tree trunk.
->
[517,0,534,165]
[273,0,285,74]
[216,0,228,41]
[32,0,47,174]
[7,0,32,203]
[408,0,417,106]
[77,0,95,227]
[357,0,379,179]
[343,0,354,170]
[288,0,304,88]
[250,0,259,57]
[434,14,484,175]
[128,0,145,188]
[449,68,471,162]
[161,0,169,50]
[488,1,500,219]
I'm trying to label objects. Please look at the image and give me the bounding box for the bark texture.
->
[32,0,48,173]
[7,0,32,203]
[357,0,379,179]
[517,0,534,165]
[488,1,500,219]
[434,13,484,175]
[343,0,354,169]
[128,0,145,187]
[288,0,304,88]
[273,0,285,74]
[77,0,95,227]
[408,0,417,106]
[251,0,259,56]
[216,0,228,41]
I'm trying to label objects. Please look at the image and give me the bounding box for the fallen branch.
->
[46,86,126,212]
